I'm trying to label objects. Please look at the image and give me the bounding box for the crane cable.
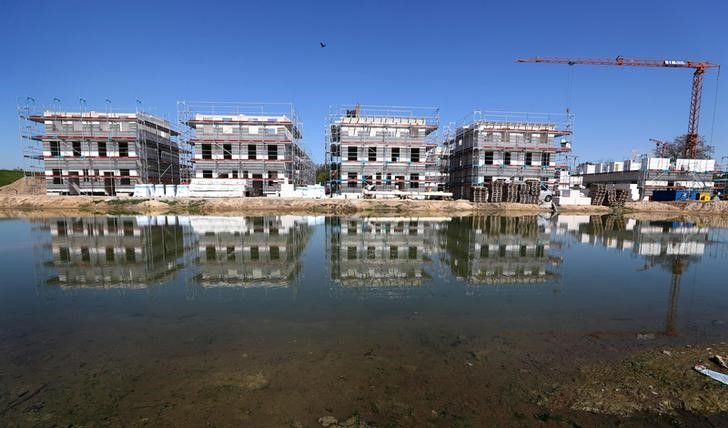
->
[709,66,721,148]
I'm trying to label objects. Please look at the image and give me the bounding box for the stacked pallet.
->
[488,181,505,203]
[518,181,540,204]
[505,182,520,202]
[470,186,489,203]
[590,184,607,205]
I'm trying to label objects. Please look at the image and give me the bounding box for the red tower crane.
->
[516,56,720,159]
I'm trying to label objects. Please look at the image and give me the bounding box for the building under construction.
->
[446,111,572,200]
[179,102,315,197]
[19,100,186,196]
[326,105,440,194]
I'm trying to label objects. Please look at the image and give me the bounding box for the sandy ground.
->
[1,177,728,217]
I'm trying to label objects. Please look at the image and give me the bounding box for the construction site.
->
[18,98,188,196]
[325,104,442,197]
[445,111,572,201]
[179,101,315,197]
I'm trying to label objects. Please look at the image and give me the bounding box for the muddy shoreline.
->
[1,194,728,218]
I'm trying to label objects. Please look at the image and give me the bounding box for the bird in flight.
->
[320,42,327,48]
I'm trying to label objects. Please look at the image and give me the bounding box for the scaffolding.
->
[19,97,185,195]
[17,97,45,193]
[325,104,440,194]
[446,110,573,199]
[178,101,314,196]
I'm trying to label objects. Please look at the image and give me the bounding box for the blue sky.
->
[1,0,727,168]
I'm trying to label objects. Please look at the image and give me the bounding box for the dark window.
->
[232,170,238,178]
[347,246,357,260]
[223,144,232,160]
[408,246,417,259]
[52,169,63,184]
[202,143,212,160]
[98,142,107,157]
[82,169,90,182]
[367,246,376,259]
[72,141,82,157]
[347,146,358,161]
[368,146,376,161]
[267,170,277,187]
[268,145,278,160]
[105,247,115,262]
[504,152,512,165]
[227,246,235,260]
[120,169,131,185]
[123,220,134,236]
[375,173,382,184]
[248,144,257,160]
[411,148,420,163]
[525,152,533,166]
[202,170,213,178]
[206,246,216,261]
[59,247,70,262]
[125,248,136,262]
[250,246,259,260]
[391,147,400,162]
[56,220,67,236]
[81,247,90,262]
[242,171,249,179]
[347,172,357,188]
[410,173,419,189]
[270,246,280,260]
[541,152,550,165]
[50,141,60,157]
[484,151,494,165]
[390,246,398,259]
[119,142,129,157]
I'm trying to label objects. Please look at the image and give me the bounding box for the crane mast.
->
[517,56,719,158]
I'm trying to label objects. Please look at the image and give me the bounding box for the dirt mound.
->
[0,176,46,195]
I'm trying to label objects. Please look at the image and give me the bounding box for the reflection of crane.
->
[516,56,720,158]
[649,138,670,158]
[665,258,684,337]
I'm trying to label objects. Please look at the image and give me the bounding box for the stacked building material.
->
[470,186,489,203]
[518,181,540,204]
[505,182,520,202]
[488,180,505,203]
[590,184,607,205]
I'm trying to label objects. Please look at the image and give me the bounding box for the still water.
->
[1,214,727,426]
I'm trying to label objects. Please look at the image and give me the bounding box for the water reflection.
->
[31,214,723,297]
[42,216,194,289]
[191,216,314,288]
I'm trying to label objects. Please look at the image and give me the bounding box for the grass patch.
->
[106,198,147,206]
[0,170,24,187]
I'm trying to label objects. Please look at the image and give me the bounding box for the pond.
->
[1,214,727,426]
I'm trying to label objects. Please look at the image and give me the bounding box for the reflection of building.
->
[444,216,559,285]
[327,217,448,294]
[557,215,709,257]
[44,216,194,288]
[191,216,312,288]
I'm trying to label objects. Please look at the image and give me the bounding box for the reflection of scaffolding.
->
[41,216,196,289]
[444,215,561,287]
[326,217,447,297]
[190,216,312,289]
[325,104,440,194]
[17,97,44,193]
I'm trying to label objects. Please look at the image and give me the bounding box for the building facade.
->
[326,105,439,194]
[26,110,181,196]
[180,102,315,197]
[447,111,572,200]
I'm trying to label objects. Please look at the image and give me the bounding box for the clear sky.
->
[1,0,726,168]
